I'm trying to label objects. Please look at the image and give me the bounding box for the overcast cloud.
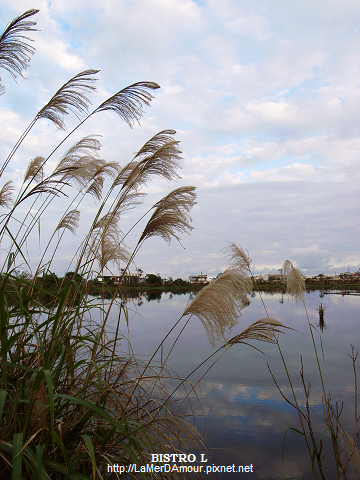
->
[0,0,359,278]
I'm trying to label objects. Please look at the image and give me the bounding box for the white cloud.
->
[0,0,359,276]
[225,14,273,40]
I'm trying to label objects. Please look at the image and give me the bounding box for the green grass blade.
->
[12,433,23,480]
[44,370,54,432]
[56,394,147,476]
[35,445,49,480]
[5,227,30,270]
[0,390,6,418]
[80,435,96,479]
[289,427,305,436]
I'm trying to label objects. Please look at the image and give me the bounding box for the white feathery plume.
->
[138,186,196,245]
[35,70,99,130]
[0,9,38,94]
[282,259,306,302]
[0,180,14,208]
[183,268,253,347]
[93,81,160,127]
[55,210,80,235]
[24,156,44,183]
[226,243,252,275]
[226,318,287,347]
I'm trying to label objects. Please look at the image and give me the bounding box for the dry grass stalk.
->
[89,212,129,270]
[138,186,196,245]
[226,242,252,274]
[183,268,253,347]
[51,135,105,190]
[29,380,49,435]
[0,9,38,94]
[86,176,104,201]
[35,70,99,130]
[226,318,287,348]
[24,156,44,183]
[113,190,145,218]
[94,81,160,127]
[116,134,182,193]
[56,210,80,235]
[134,129,177,158]
[282,259,306,302]
[0,180,14,208]
[339,427,360,476]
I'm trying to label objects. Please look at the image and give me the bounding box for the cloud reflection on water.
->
[108,290,360,479]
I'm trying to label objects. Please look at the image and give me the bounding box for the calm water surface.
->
[107,290,360,479]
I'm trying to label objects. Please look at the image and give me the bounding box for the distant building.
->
[97,273,142,285]
[256,273,284,281]
[191,273,208,284]
[119,273,142,285]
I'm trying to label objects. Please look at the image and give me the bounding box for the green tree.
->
[144,273,162,285]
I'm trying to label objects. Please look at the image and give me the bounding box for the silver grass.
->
[51,136,105,189]
[94,212,120,232]
[84,161,120,200]
[59,156,107,191]
[282,259,306,302]
[24,156,44,183]
[113,190,145,217]
[113,133,182,191]
[226,243,252,274]
[123,140,181,189]
[19,178,69,203]
[133,129,177,159]
[0,9,38,94]
[56,210,80,235]
[86,176,104,201]
[94,81,160,127]
[183,268,253,347]
[97,234,129,271]
[35,70,99,130]
[92,160,120,179]
[0,180,14,208]
[138,186,196,245]
[339,427,360,475]
[112,161,139,189]
[226,318,286,347]
[90,212,129,270]
[57,135,102,160]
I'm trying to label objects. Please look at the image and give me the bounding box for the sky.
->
[0,0,359,278]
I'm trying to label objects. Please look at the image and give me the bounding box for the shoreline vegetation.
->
[15,272,360,296]
[91,278,360,294]
[8,273,360,302]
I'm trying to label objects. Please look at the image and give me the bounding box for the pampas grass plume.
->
[0,180,14,208]
[183,268,253,347]
[226,318,287,347]
[226,242,252,274]
[139,186,196,245]
[36,70,99,130]
[24,156,44,183]
[56,210,80,235]
[283,259,306,302]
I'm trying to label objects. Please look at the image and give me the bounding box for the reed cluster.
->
[0,10,290,479]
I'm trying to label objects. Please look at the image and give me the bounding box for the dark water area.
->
[106,290,360,479]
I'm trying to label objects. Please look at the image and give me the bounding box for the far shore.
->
[88,278,360,296]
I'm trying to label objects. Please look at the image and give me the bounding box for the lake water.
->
[107,290,360,479]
